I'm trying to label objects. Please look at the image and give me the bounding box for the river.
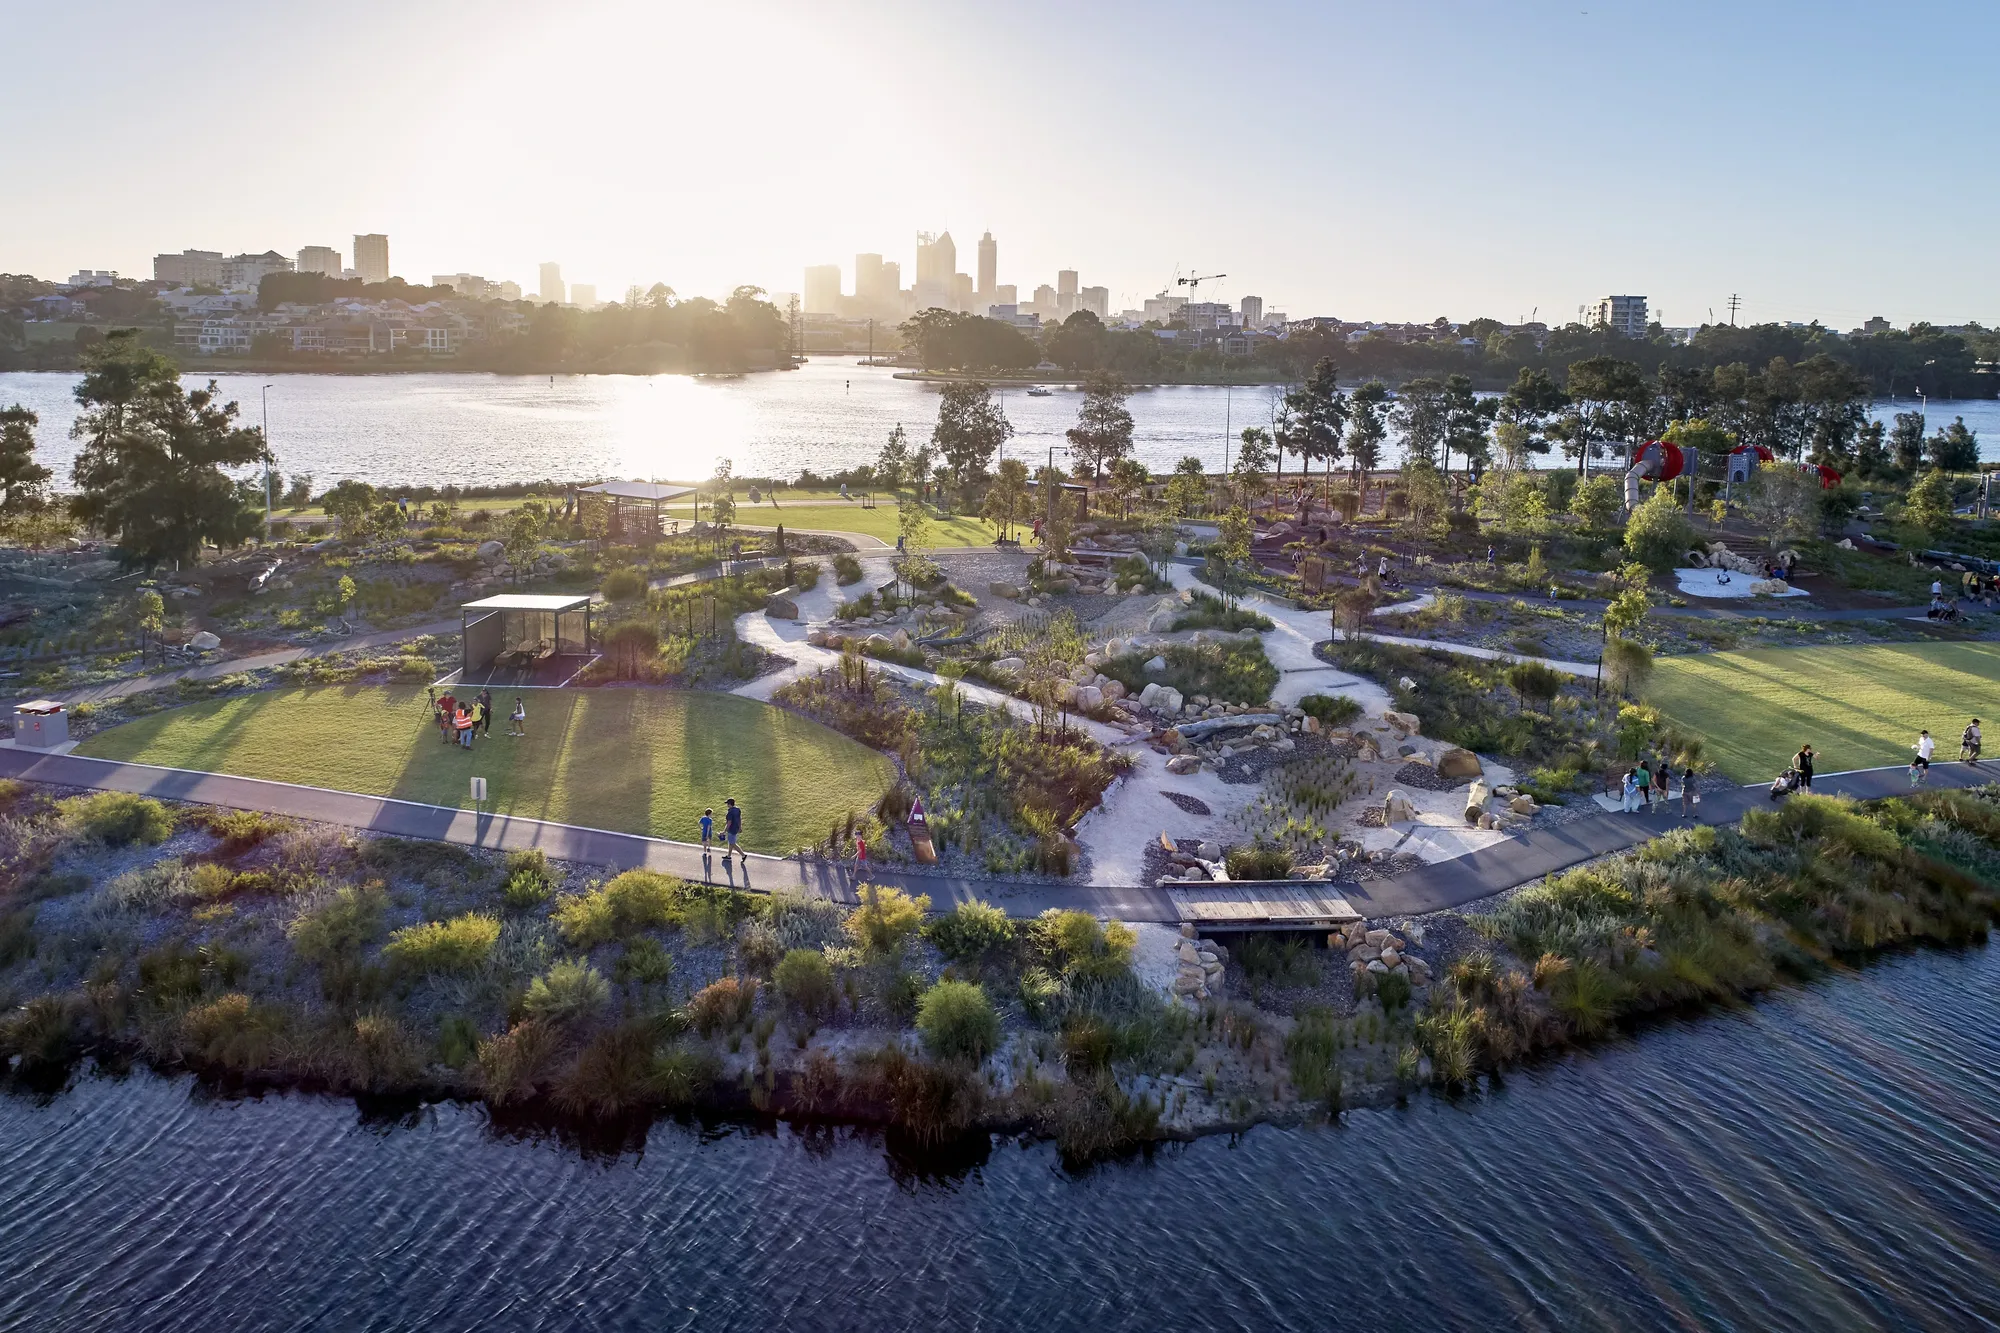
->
[1,943,1994,1331]
[2,360,1993,491]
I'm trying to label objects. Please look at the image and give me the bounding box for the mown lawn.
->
[666,491,995,547]
[1647,642,2000,782]
[77,686,894,853]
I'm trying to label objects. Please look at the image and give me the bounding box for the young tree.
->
[931,381,1012,508]
[1208,506,1255,608]
[1107,456,1149,519]
[1164,456,1207,520]
[1564,357,1652,476]
[1623,485,1696,571]
[1064,370,1134,482]
[1888,411,1928,474]
[1393,377,1449,468]
[69,377,266,568]
[1231,426,1274,505]
[0,404,53,515]
[1442,373,1493,478]
[1401,453,1448,534]
[981,456,1031,539]
[1903,469,1957,534]
[1345,381,1390,486]
[321,480,377,532]
[1927,417,1980,472]
[1276,356,1348,486]
[875,423,911,494]
[1742,461,1821,547]
[1568,474,1624,534]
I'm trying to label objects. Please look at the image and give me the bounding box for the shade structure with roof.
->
[459,593,596,686]
[575,481,696,544]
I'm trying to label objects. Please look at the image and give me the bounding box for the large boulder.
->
[1147,606,1179,633]
[1437,747,1483,780]
[1069,662,1096,684]
[990,656,1026,677]
[1465,779,1493,825]
[187,630,221,652]
[1101,679,1128,701]
[1166,754,1200,775]
[1382,790,1417,824]
[989,581,1021,599]
[1143,654,1169,675]
[764,595,799,620]
[1384,710,1422,734]
[864,633,893,653]
[476,540,505,563]
[1075,685,1104,712]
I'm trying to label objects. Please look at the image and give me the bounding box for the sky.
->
[4,0,1997,329]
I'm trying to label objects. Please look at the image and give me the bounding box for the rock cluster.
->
[1332,921,1430,988]
[1172,924,1227,1001]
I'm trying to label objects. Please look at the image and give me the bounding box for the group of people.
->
[428,686,527,747]
[1908,719,1982,784]
[697,798,744,860]
[1618,759,1700,819]
[1928,573,2000,621]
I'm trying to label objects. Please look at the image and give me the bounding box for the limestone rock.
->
[1384,710,1421,734]
[1075,685,1104,711]
[187,630,221,652]
[991,656,1026,677]
[764,595,799,620]
[1070,662,1096,683]
[1437,747,1483,780]
[1143,654,1169,675]
[476,540,505,563]
[1101,679,1127,702]
[1509,795,1539,816]
[990,581,1020,599]
[1166,754,1201,775]
[1302,715,1322,734]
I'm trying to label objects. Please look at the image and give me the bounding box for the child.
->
[700,808,714,851]
[508,696,526,737]
[854,832,868,867]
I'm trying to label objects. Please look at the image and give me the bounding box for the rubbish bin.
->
[14,700,70,750]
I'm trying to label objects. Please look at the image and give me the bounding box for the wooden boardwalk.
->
[1167,879,1362,933]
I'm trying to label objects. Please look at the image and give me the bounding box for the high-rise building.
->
[952,273,974,312]
[854,253,888,308]
[153,249,223,287]
[879,260,901,297]
[913,231,956,310]
[1179,301,1232,331]
[220,250,293,293]
[1031,283,1057,318]
[1143,293,1187,324]
[1594,295,1648,337]
[994,283,1017,307]
[1056,269,1078,319]
[570,284,597,309]
[1080,286,1109,319]
[976,231,997,300]
[297,246,342,278]
[539,262,564,305]
[803,264,843,315]
[1240,295,1264,328]
[497,280,523,301]
[352,233,390,284]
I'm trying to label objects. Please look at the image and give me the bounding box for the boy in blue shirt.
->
[699,808,714,850]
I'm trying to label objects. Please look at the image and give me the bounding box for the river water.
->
[2,360,1993,491]
[1,943,1994,1332]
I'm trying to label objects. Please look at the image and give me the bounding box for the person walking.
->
[1792,743,1814,791]
[723,797,742,859]
[1621,768,1641,812]
[508,696,527,737]
[1680,765,1698,821]
[1635,760,1653,813]
[477,688,494,736]
[1963,718,1983,763]
[1911,729,1934,784]
[699,808,714,851]
[854,831,868,868]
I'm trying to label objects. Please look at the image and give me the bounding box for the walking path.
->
[36,618,463,707]
[0,745,1983,925]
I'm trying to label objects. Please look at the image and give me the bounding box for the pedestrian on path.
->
[1911,730,1934,784]
[1635,760,1653,812]
[477,688,493,735]
[700,808,714,851]
[1680,766,1698,820]
[723,797,741,858]
[1964,719,1983,763]
[1793,744,1814,790]
[854,832,867,867]
[508,696,526,737]
[1621,768,1641,812]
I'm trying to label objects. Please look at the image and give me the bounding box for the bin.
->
[14,700,70,750]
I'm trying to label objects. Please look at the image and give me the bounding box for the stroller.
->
[1768,768,1802,800]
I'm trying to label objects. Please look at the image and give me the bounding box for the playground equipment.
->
[1624,439,1695,512]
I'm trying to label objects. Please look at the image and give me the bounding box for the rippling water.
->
[2,362,1992,491]
[1,944,1995,1331]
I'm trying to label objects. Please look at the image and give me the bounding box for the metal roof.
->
[461,593,594,612]
[578,481,696,501]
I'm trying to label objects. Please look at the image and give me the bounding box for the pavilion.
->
[574,481,696,544]
[458,592,596,687]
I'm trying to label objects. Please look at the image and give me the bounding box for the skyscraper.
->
[1080,286,1109,319]
[1056,269,1078,319]
[952,273,974,312]
[1594,295,1648,337]
[854,253,888,308]
[539,262,564,305]
[352,233,390,284]
[913,231,955,310]
[994,283,1017,308]
[1240,295,1264,329]
[570,284,597,309]
[976,231,996,300]
[297,245,342,278]
[804,264,842,314]
[1032,284,1057,318]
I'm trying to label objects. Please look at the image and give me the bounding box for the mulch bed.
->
[1392,761,1471,791]
[1161,791,1212,817]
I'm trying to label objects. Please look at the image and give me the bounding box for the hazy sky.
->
[6,0,1995,327]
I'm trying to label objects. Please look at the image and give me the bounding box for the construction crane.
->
[1178,272,1226,292]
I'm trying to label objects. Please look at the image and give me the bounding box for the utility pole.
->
[261,383,274,529]
[1726,293,1741,326]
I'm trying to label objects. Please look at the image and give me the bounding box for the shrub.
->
[916,980,1000,1062]
[832,553,863,585]
[602,567,647,601]
[1285,1005,1343,1106]
[601,621,664,680]
[1225,840,1293,880]
[1171,589,1274,633]
[1296,694,1363,730]
[1375,970,1413,1012]
[193,808,291,854]
[384,912,501,974]
[1101,637,1277,706]
[735,919,784,974]
[1505,660,1565,709]
[180,992,283,1070]
[1623,486,1696,573]
[773,948,838,1022]
[687,976,758,1036]
[552,870,681,947]
[1038,909,1135,979]
[60,792,173,846]
[1234,935,1318,990]
[1602,636,1654,697]
[923,899,1015,966]
[614,936,675,985]
[844,885,930,956]
[764,890,846,951]
[288,885,388,962]
[501,848,556,909]
[478,1019,562,1104]
[522,960,610,1024]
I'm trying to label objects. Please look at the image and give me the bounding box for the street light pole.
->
[261,383,274,530]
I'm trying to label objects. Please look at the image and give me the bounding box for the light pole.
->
[260,383,274,529]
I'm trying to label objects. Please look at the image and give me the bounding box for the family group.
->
[427,686,526,747]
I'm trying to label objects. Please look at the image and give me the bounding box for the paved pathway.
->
[36,619,463,707]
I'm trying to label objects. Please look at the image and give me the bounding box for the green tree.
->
[1064,369,1134,483]
[0,404,53,514]
[1393,377,1449,468]
[1497,366,1568,459]
[1852,419,1892,479]
[1208,506,1254,608]
[1888,411,1927,473]
[1902,469,1956,534]
[503,505,544,572]
[1401,453,1447,534]
[1276,357,1348,485]
[1622,485,1695,572]
[1344,381,1390,484]
[876,422,911,494]
[70,362,266,568]
[1927,416,1980,471]
[981,456,1031,539]
[1442,373,1493,477]
[321,480,377,532]
[1107,456,1149,519]
[1164,456,1207,519]
[931,381,1012,507]
[1232,426,1274,505]
[1563,356,1651,475]
[1742,461,1821,547]
[1568,474,1623,533]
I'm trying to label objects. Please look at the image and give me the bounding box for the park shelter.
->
[575,481,695,544]
[459,593,595,686]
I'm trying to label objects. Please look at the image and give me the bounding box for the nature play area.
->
[76,687,894,854]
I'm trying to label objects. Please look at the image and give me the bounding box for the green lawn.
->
[1647,643,2000,782]
[667,490,995,547]
[77,686,894,853]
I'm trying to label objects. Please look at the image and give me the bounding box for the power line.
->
[1726,293,1741,326]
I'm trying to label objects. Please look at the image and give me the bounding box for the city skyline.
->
[4,1,1998,328]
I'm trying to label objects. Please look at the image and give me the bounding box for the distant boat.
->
[1026,385,1053,397]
